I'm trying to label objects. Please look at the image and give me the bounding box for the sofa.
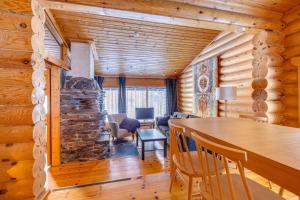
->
[155,112,198,149]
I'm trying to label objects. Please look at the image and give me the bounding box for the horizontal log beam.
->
[44,0,284,31]
[168,0,283,19]
[0,125,33,144]
[192,34,254,64]
[45,54,71,70]
[291,56,300,67]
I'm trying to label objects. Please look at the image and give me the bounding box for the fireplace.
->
[60,76,109,163]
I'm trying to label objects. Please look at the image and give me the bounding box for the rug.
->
[109,139,139,158]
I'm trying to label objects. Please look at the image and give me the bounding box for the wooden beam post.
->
[50,66,61,166]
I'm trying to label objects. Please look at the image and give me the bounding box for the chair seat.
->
[117,128,131,139]
[173,151,223,176]
[199,174,285,200]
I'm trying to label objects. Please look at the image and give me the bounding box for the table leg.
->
[164,140,167,158]
[136,134,139,146]
[142,141,145,160]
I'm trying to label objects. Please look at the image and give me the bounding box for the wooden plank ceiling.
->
[48,0,300,78]
[51,10,219,78]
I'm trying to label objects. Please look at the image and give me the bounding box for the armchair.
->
[108,113,134,140]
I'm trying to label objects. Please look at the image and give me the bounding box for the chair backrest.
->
[239,114,268,123]
[191,132,253,200]
[108,113,127,124]
[169,122,198,175]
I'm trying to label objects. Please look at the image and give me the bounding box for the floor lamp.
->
[216,86,237,117]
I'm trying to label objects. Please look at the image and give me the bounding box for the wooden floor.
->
[46,147,298,199]
[47,150,168,189]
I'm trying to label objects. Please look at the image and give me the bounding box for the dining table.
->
[169,117,300,195]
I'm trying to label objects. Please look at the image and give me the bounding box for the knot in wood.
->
[23,59,30,64]
[0,189,8,195]
[19,22,27,29]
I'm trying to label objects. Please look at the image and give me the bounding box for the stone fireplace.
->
[60,76,109,163]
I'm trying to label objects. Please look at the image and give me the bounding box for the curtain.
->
[166,78,177,115]
[95,76,104,90]
[104,88,118,114]
[118,77,127,113]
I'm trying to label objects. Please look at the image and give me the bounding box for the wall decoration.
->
[193,57,218,117]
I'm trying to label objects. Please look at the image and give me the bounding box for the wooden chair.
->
[169,122,223,200]
[191,132,285,200]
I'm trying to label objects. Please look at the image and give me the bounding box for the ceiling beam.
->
[43,0,284,32]
[44,8,68,48]
[167,0,283,19]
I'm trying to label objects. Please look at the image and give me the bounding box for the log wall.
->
[0,0,47,199]
[282,8,300,127]
[177,65,193,113]
[218,32,255,118]
[178,31,284,124]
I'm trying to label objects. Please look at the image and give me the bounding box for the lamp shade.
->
[216,86,237,101]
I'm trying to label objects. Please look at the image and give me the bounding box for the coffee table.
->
[136,129,167,160]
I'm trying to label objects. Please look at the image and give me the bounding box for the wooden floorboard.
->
[48,150,169,189]
[47,172,188,200]
[47,149,298,199]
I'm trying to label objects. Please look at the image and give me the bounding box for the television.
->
[135,107,154,120]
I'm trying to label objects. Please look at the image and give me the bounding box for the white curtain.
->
[148,87,166,117]
[104,88,118,114]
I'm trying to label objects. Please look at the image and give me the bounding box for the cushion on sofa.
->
[188,114,199,118]
[172,112,189,119]
[156,116,170,126]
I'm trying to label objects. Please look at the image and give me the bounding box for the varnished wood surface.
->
[46,151,298,199]
[46,0,285,31]
[48,151,169,189]
[50,10,219,78]
[169,0,300,14]
[170,117,300,195]
[103,77,165,88]
[47,172,187,200]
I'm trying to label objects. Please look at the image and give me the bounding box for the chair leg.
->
[188,176,193,200]
[169,166,176,192]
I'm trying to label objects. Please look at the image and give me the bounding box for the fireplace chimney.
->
[67,41,95,79]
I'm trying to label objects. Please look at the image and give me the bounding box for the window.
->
[148,87,166,118]
[104,88,118,114]
[104,87,166,118]
[126,87,147,118]
[126,87,166,118]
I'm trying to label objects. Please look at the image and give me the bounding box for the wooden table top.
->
[170,117,300,194]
